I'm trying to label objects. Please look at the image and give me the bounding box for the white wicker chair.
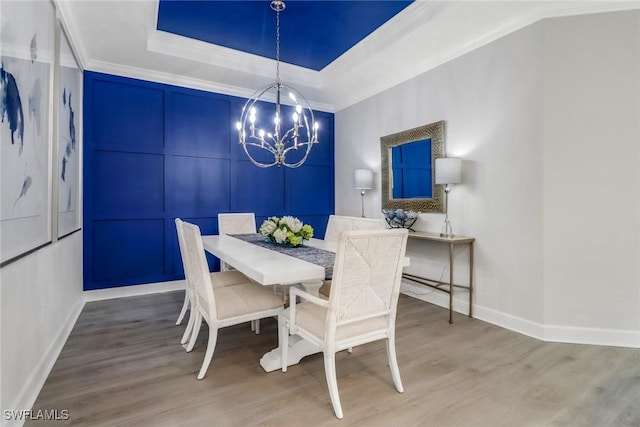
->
[217,213,266,332]
[218,213,257,271]
[281,228,409,419]
[319,215,386,297]
[175,218,257,346]
[180,220,284,379]
[323,214,386,243]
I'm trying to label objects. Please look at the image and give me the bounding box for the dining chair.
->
[319,215,386,297]
[218,211,292,314]
[280,228,409,419]
[180,220,284,380]
[217,213,256,271]
[217,212,265,332]
[175,218,259,347]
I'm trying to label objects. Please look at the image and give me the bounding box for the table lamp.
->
[435,158,462,237]
[354,169,373,218]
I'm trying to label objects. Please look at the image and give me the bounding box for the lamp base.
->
[440,219,454,238]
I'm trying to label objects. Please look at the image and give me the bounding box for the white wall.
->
[1,233,84,425]
[541,11,640,342]
[335,10,639,347]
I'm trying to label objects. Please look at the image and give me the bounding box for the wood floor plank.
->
[25,291,640,426]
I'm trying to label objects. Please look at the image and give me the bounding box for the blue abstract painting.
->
[0,67,25,150]
[57,25,82,237]
[1,0,54,264]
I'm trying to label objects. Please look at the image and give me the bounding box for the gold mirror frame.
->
[380,121,445,213]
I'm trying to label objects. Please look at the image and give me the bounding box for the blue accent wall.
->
[83,71,335,290]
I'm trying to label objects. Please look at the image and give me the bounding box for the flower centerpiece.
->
[382,209,419,231]
[259,216,314,247]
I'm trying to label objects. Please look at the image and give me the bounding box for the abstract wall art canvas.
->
[1,0,55,264]
[56,22,82,238]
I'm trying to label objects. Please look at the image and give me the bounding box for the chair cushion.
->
[210,270,254,288]
[295,301,388,341]
[214,283,283,320]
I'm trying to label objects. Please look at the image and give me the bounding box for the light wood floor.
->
[28,292,639,426]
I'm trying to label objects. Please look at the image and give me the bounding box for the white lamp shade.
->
[435,158,462,184]
[354,169,373,190]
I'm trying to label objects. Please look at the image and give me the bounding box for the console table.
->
[402,231,475,324]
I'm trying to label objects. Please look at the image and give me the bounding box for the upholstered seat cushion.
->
[210,270,255,288]
[214,283,283,320]
[293,302,388,341]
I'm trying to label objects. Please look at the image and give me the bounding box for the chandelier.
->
[235,0,319,168]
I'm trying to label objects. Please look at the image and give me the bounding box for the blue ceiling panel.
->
[157,0,413,71]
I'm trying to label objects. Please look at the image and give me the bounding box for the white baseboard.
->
[6,296,84,427]
[401,280,640,349]
[471,302,545,341]
[84,280,185,302]
[543,324,640,348]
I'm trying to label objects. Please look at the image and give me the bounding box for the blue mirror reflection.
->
[390,138,432,199]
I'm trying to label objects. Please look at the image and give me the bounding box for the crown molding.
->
[53,0,88,70]
[326,1,640,111]
[50,1,640,114]
[84,58,334,112]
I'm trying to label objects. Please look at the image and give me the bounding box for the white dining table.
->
[201,234,331,288]
[201,234,336,372]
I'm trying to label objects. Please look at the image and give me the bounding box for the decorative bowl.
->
[382,209,419,231]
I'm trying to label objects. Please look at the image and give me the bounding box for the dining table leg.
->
[300,279,323,297]
[260,305,322,373]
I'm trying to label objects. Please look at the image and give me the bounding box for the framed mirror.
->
[380,121,445,212]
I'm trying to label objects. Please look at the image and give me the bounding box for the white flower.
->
[259,219,278,237]
[281,215,302,233]
[273,227,288,244]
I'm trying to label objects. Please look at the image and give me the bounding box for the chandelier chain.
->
[275,6,281,84]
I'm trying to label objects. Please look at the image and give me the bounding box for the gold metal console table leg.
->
[402,232,476,324]
[469,241,474,318]
[449,241,454,324]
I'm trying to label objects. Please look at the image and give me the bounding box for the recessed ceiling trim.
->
[147,30,321,90]
[325,1,640,111]
[84,58,334,113]
[53,0,640,116]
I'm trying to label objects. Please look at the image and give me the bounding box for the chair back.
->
[327,229,408,333]
[218,213,256,235]
[180,220,217,320]
[175,218,191,278]
[324,215,386,243]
